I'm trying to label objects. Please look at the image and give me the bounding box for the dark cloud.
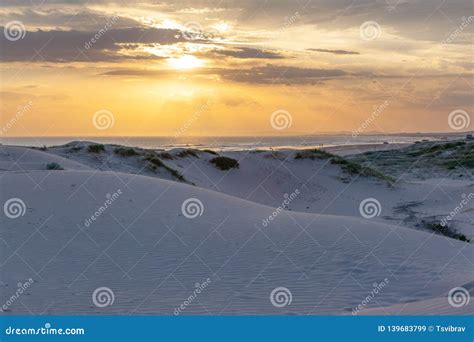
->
[2,0,472,44]
[214,47,284,59]
[102,64,348,84]
[0,9,140,31]
[0,26,194,62]
[224,64,347,84]
[308,48,359,55]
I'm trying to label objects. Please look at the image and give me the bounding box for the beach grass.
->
[210,156,239,170]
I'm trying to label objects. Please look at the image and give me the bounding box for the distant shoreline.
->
[0,132,466,152]
[1,140,413,155]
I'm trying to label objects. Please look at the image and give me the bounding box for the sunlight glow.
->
[167,55,204,69]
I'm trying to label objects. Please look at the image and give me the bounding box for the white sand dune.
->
[1,161,472,315]
[0,145,92,172]
[41,143,474,237]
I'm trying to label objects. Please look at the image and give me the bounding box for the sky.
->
[0,0,473,137]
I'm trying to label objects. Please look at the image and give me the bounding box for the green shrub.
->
[46,162,64,170]
[68,146,82,153]
[114,147,139,157]
[295,149,394,184]
[159,152,174,160]
[210,156,239,170]
[144,154,186,182]
[295,149,334,160]
[177,149,199,158]
[144,155,165,168]
[203,149,218,155]
[169,169,185,181]
[87,144,105,153]
[424,222,471,243]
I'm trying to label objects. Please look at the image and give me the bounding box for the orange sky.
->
[1,1,473,137]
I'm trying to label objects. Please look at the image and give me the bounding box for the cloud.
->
[0,8,140,31]
[102,64,348,84]
[308,48,359,55]
[215,47,284,59]
[0,26,195,62]
[223,64,347,84]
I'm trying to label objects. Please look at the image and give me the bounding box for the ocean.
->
[0,133,463,151]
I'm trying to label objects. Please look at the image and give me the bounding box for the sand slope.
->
[40,143,474,237]
[0,145,92,172]
[1,168,472,315]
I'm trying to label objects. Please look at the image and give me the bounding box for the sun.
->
[168,55,204,70]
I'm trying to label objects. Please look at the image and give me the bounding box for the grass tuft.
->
[144,154,186,182]
[210,156,239,170]
[87,144,105,153]
[294,149,394,184]
[46,162,64,170]
[114,147,139,157]
[423,222,471,243]
[177,149,199,158]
